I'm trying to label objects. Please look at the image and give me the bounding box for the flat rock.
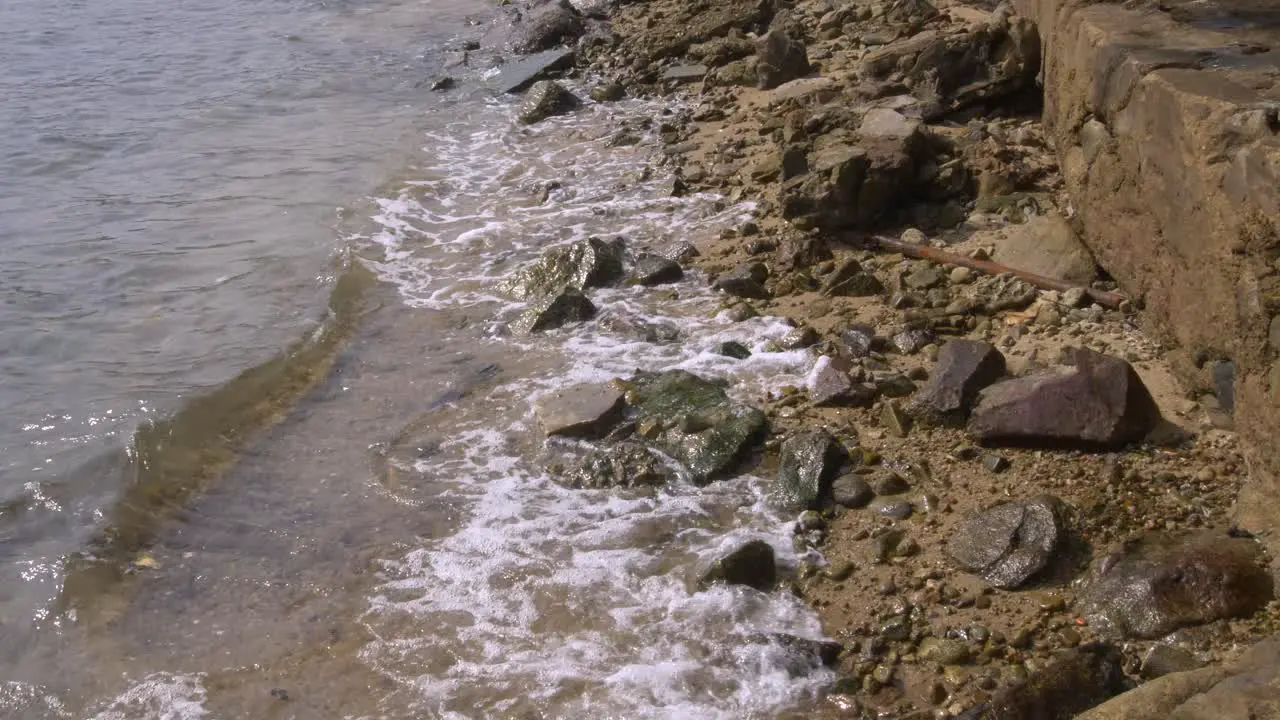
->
[946,495,1066,589]
[699,539,776,591]
[859,107,921,142]
[750,633,843,673]
[499,236,624,300]
[908,340,1006,425]
[822,259,885,297]
[807,355,875,407]
[629,252,683,286]
[509,287,596,335]
[662,64,709,83]
[975,643,1126,720]
[969,349,1162,449]
[490,48,576,93]
[773,429,848,511]
[534,383,625,438]
[1079,531,1274,640]
[517,80,581,124]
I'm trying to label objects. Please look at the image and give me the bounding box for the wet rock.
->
[779,326,818,350]
[891,327,935,355]
[946,495,1066,589]
[596,311,680,344]
[882,401,912,438]
[919,637,971,665]
[491,48,577,94]
[629,252,683,286]
[1079,531,1274,640]
[499,237,624,299]
[1141,645,1204,679]
[822,259,885,297]
[973,643,1125,720]
[908,340,1006,425]
[755,27,809,90]
[429,76,455,91]
[510,287,597,335]
[840,324,878,358]
[560,442,670,488]
[517,80,581,124]
[713,263,770,299]
[753,633,843,671]
[715,341,752,360]
[534,383,625,438]
[699,539,776,591]
[773,429,848,511]
[512,2,585,54]
[589,83,625,102]
[832,473,874,509]
[969,349,1162,449]
[625,370,767,485]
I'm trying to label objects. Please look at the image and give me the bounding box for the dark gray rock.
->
[971,643,1125,720]
[1140,645,1204,679]
[499,237,624,300]
[560,442,670,489]
[491,48,577,93]
[534,383,625,438]
[969,349,1162,449]
[699,539,776,591]
[751,633,843,672]
[1080,531,1274,640]
[779,326,818,350]
[840,324,878,358]
[822,258,885,297]
[909,340,1006,425]
[946,495,1066,589]
[773,429,848,511]
[891,327,935,354]
[625,370,767,485]
[870,470,910,496]
[715,341,752,360]
[596,311,680,344]
[629,252,683,286]
[832,473,873,508]
[756,27,810,90]
[874,373,916,398]
[517,80,581,124]
[1213,360,1235,414]
[808,355,876,407]
[512,2,586,54]
[713,263,770,299]
[510,287,596,335]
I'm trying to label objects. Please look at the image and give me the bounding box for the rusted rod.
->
[871,235,1129,310]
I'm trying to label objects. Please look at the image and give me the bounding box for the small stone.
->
[517,80,581,124]
[946,495,1067,589]
[901,228,927,245]
[840,324,878,357]
[1140,644,1204,679]
[699,539,776,591]
[832,474,874,508]
[1058,628,1082,648]
[870,471,910,496]
[950,267,973,284]
[1062,287,1087,307]
[774,429,849,511]
[715,341,752,359]
[982,453,1011,473]
[892,328,935,355]
[807,355,876,407]
[919,637,971,665]
[882,401,912,437]
[826,561,856,581]
[780,326,819,350]
[905,265,945,290]
[589,83,625,102]
[871,497,914,521]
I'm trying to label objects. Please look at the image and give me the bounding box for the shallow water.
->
[0,1,841,717]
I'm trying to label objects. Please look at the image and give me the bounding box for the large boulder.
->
[624,370,767,485]
[773,429,848,511]
[534,383,625,438]
[755,28,810,90]
[968,349,1162,449]
[946,495,1067,589]
[908,340,1006,425]
[698,539,776,591]
[973,643,1126,720]
[511,2,586,54]
[499,237,624,300]
[1079,531,1274,640]
[517,80,581,124]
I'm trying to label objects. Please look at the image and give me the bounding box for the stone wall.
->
[1009,0,1280,549]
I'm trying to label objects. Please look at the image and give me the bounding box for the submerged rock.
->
[946,495,1066,589]
[747,633,843,675]
[699,539,776,591]
[490,48,576,94]
[909,340,1006,425]
[969,349,1161,449]
[596,310,680,344]
[624,370,767,485]
[773,429,848,511]
[969,643,1125,720]
[1079,531,1274,640]
[534,383,624,438]
[560,442,670,489]
[714,341,752,360]
[509,287,596,334]
[499,237,624,300]
[517,80,581,124]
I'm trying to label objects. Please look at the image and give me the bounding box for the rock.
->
[968,349,1162,449]
[713,263,770,299]
[874,373,916,398]
[715,341,752,360]
[509,287,597,334]
[882,401,912,438]
[1141,645,1204,679]
[629,252,683,286]
[662,64,709,83]
[946,495,1066,589]
[1079,531,1274,640]
[560,442,670,488]
[982,453,1010,473]
[832,473,874,508]
[752,633,844,671]
[617,0,774,62]
[840,324,878,358]
[779,326,818,350]
[773,234,832,270]
[773,429,848,511]
[871,496,914,521]
[822,259,885,297]
[500,237,624,300]
[491,48,577,94]
[568,0,611,18]
[430,76,455,91]
[589,83,625,102]
[908,340,1006,425]
[689,36,756,68]
[988,215,1098,286]
[1212,360,1235,414]
[625,370,767,485]
[596,311,680,344]
[904,265,945,290]
[974,643,1125,720]
[517,80,581,124]
[534,383,625,438]
[891,327,935,355]
[699,539,776,591]
[870,470,909,496]
[860,108,922,143]
[755,28,809,90]
[919,637,971,665]
[512,2,585,54]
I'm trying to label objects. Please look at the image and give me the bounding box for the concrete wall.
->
[1010,0,1280,549]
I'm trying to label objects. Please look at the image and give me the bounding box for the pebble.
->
[949,266,972,284]
[901,228,927,245]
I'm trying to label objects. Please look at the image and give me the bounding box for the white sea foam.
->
[358,90,833,717]
[86,674,209,720]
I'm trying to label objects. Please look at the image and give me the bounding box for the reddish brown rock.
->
[909,340,1007,425]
